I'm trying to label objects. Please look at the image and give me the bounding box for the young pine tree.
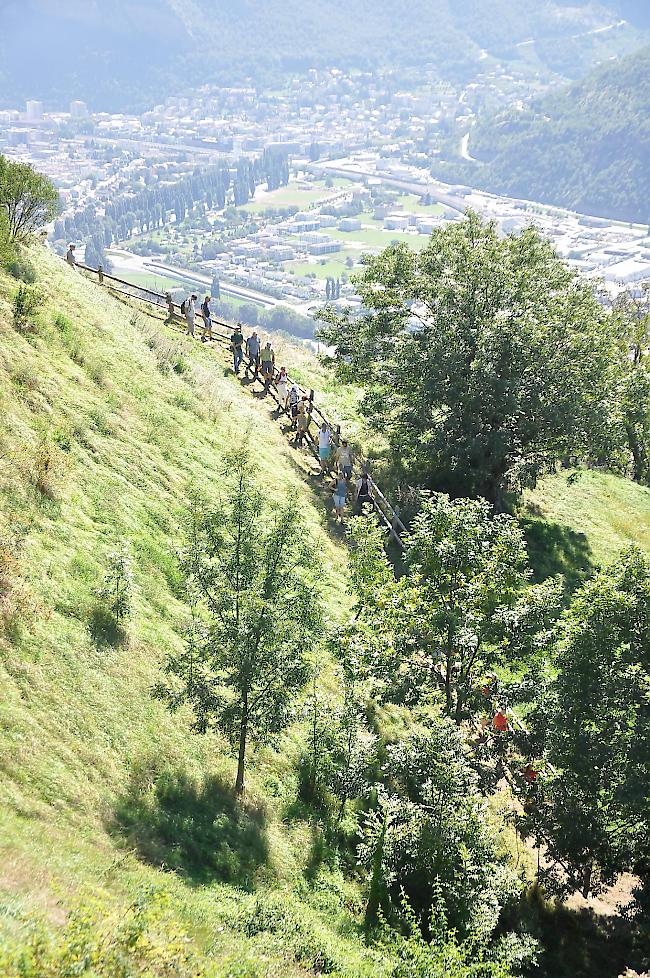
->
[156,450,323,794]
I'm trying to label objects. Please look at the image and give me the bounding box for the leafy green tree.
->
[318,212,618,505]
[96,544,133,627]
[528,548,650,899]
[156,451,323,794]
[0,210,15,267]
[361,722,522,943]
[614,284,650,484]
[344,495,544,725]
[0,155,59,243]
[385,891,533,978]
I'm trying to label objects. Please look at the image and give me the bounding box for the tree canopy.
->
[319,212,619,505]
[155,450,323,794]
[0,155,59,244]
[528,547,650,898]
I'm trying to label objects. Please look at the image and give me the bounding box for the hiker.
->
[165,292,175,325]
[231,322,244,373]
[336,439,353,481]
[288,384,300,428]
[246,331,261,375]
[295,397,310,446]
[66,243,76,267]
[318,423,332,474]
[201,295,212,341]
[354,471,375,513]
[332,475,347,521]
[183,294,197,336]
[260,342,275,390]
[276,366,289,408]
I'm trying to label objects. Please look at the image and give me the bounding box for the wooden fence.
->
[74,261,407,545]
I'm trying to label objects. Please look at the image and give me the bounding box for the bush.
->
[5,255,36,283]
[52,311,84,362]
[0,887,209,978]
[28,433,66,499]
[12,284,42,331]
[95,544,133,627]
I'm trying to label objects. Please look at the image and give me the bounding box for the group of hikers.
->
[172,291,377,522]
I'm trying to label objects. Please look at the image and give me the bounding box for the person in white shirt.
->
[318,423,332,473]
[185,294,197,336]
[336,439,353,481]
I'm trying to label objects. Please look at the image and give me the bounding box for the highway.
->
[307,161,467,217]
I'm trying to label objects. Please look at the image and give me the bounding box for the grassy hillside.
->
[0,249,387,976]
[522,469,650,589]
[2,249,650,976]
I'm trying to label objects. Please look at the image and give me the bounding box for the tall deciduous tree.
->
[0,155,59,243]
[343,495,554,725]
[614,284,650,484]
[528,547,650,898]
[156,451,323,794]
[318,212,618,505]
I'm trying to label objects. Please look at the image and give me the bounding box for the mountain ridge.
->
[466,43,650,222]
[1,0,649,111]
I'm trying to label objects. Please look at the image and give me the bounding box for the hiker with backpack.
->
[260,342,275,390]
[318,423,332,474]
[276,366,289,408]
[336,439,353,481]
[181,294,197,336]
[231,323,244,374]
[288,385,300,429]
[332,474,347,521]
[354,471,375,514]
[295,398,311,446]
[246,331,261,375]
[201,295,213,342]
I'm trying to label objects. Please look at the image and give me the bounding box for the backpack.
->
[180,299,187,315]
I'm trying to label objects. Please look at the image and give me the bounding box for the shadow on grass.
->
[112,766,269,888]
[510,885,639,978]
[88,604,127,648]
[520,517,595,593]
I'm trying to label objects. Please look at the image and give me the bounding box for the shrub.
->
[5,255,36,283]
[0,887,209,978]
[95,544,133,627]
[52,311,84,362]
[12,284,42,331]
[28,433,66,498]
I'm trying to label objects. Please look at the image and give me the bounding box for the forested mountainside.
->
[0,0,648,110]
[466,45,650,222]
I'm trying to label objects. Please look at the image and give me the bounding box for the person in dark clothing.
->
[246,331,261,375]
[201,295,212,341]
[231,323,244,373]
[354,472,375,514]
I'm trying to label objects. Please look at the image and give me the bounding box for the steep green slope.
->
[0,250,385,976]
[469,45,650,222]
[522,469,650,589]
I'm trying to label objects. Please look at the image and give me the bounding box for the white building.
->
[603,258,650,284]
[25,100,44,121]
[70,100,88,119]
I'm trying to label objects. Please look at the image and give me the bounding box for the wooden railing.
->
[73,261,406,545]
